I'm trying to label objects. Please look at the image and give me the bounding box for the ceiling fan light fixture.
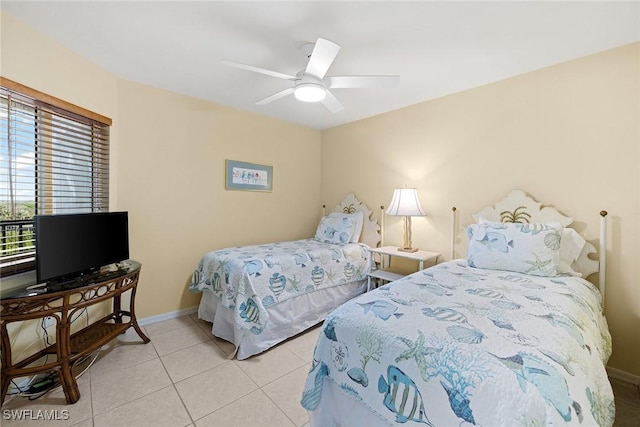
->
[294,83,326,102]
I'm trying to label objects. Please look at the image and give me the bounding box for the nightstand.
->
[367,246,441,291]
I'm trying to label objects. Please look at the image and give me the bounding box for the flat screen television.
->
[35,211,129,284]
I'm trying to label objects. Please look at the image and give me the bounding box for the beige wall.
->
[116,80,321,317]
[322,43,640,376]
[0,11,120,203]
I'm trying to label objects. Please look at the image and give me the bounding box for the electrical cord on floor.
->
[25,372,59,400]
[2,347,100,400]
[7,378,31,396]
[5,308,94,400]
[2,336,52,396]
[26,348,101,401]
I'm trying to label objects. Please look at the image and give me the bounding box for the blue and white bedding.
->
[302,260,614,426]
[190,239,371,338]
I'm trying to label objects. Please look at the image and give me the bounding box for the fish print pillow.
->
[478,217,584,277]
[314,216,356,245]
[328,211,364,243]
[467,221,562,276]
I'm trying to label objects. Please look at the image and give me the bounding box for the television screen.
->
[35,212,129,284]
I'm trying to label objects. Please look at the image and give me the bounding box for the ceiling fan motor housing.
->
[220,37,398,112]
[293,71,327,102]
[294,82,326,102]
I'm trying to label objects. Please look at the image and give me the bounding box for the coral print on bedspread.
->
[190,239,370,335]
[302,260,614,426]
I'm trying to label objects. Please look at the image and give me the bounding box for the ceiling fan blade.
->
[327,75,400,89]
[220,60,296,80]
[321,90,344,113]
[305,38,341,79]
[255,88,295,105]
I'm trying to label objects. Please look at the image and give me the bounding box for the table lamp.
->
[385,188,426,252]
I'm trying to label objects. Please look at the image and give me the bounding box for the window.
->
[0,78,111,276]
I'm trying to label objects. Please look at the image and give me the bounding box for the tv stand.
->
[0,260,149,406]
[45,267,127,292]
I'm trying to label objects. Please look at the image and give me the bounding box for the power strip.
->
[28,377,56,394]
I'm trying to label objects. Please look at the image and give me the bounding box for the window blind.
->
[0,85,110,276]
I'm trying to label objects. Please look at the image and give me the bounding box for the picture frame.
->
[225,160,273,192]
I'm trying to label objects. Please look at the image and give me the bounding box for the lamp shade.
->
[385,188,426,216]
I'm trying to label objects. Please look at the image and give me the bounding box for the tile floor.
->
[2,313,316,427]
[2,313,639,426]
[611,377,640,426]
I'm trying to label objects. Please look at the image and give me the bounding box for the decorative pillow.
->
[314,216,356,244]
[328,211,364,243]
[477,217,584,277]
[557,228,586,277]
[467,221,563,277]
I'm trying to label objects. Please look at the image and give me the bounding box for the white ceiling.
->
[2,1,639,130]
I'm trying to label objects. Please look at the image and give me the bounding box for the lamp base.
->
[398,247,419,253]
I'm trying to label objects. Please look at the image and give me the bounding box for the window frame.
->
[0,77,112,277]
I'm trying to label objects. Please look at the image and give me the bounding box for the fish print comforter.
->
[190,239,371,336]
[302,260,614,426]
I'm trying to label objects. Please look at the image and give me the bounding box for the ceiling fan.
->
[220,37,399,113]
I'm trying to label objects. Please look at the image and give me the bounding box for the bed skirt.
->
[198,279,366,359]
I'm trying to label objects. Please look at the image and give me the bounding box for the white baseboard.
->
[138,306,198,326]
[607,366,640,385]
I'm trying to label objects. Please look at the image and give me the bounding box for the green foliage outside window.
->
[0,202,35,221]
[0,202,35,256]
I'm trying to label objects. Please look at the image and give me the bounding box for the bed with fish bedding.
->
[302,190,614,426]
[190,193,380,360]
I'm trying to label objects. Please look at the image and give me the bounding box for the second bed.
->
[190,193,380,359]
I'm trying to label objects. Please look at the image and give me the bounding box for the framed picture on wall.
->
[225,160,273,192]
